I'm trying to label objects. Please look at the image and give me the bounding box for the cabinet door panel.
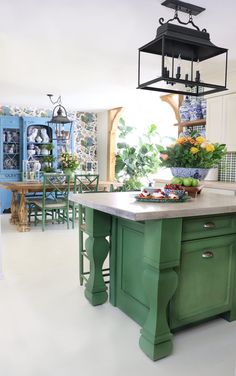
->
[206,93,236,151]
[0,116,21,172]
[223,93,236,151]
[170,235,236,329]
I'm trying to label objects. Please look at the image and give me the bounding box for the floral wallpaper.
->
[0,105,97,171]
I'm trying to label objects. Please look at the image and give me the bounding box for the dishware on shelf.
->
[40,128,50,143]
[6,131,12,142]
[28,149,36,158]
[12,131,19,142]
[4,157,18,169]
[35,134,42,143]
[41,148,49,156]
[27,128,38,142]
[7,145,15,154]
[22,160,40,181]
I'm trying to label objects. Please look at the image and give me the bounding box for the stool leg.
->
[72,205,75,229]
[79,207,84,285]
[42,209,46,231]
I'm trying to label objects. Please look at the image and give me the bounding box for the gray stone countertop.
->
[69,191,236,221]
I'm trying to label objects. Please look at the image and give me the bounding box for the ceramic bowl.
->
[164,188,186,199]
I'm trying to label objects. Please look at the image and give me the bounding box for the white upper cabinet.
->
[206,93,236,151]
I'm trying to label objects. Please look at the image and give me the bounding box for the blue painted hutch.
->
[0,115,74,213]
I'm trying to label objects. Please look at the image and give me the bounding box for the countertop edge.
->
[69,192,236,221]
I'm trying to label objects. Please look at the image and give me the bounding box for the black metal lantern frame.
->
[137,0,228,96]
[47,95,73,142]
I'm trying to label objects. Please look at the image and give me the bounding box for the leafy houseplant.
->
[41,143,54,156]
[41,155,56,173]
[115,119,164,190]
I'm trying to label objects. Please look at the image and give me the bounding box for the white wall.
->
[206,67,236,97]
[97,111,109,180]
[0,216,3,279]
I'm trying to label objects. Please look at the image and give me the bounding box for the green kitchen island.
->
[69,191,236,361]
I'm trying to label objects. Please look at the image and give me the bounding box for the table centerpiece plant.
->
[60,152,79,178]
[159,131,227,180]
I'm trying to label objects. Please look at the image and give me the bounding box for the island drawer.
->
[182,214,236,241]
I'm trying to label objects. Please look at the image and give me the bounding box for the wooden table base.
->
[10,191,19,225]
[17,191,30,232]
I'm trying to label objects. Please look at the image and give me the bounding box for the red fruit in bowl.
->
[164,184,184,190]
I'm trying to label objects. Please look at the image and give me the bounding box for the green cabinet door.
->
[170,235,236,329]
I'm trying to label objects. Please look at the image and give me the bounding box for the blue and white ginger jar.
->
[179,96,191,122]
[189,98,203,121]
[200,98,207,119]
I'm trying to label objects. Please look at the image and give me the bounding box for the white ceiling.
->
[0,0,235,111]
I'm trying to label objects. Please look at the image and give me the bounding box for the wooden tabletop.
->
[0,180,123,192]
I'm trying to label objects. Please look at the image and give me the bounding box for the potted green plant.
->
[41,143,54,156]
[160,131,226,180]
[41,155,56,173]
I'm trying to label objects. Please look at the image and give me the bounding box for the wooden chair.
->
[31,173,70,231]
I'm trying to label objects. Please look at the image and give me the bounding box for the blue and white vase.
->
[171,167,209,180]
[179,96,191,122]
[189,98,203,121]
[200,98,207,119]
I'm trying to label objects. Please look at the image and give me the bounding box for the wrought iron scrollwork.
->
[158,8,207,32]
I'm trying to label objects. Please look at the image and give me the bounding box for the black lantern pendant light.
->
[137,0,228,96]
[47,94,73,141]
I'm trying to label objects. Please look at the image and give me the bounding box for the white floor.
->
[0,215,236,376]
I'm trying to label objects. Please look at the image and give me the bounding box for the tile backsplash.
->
[218,153,236,182]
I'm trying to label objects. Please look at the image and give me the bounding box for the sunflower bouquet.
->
[160,132,226,169]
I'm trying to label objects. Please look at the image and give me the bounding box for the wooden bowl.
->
[182,185,204,197]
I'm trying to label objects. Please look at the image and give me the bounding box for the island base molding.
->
[81,208,236,361]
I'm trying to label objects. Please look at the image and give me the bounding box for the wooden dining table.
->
[0,180,123,232]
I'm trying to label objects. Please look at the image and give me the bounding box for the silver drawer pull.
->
[203,222,215,229]
[202,251,214,259]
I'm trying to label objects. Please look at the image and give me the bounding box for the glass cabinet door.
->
[2,128,20,170]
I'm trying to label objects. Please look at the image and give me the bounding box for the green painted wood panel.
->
[115,218,148,326]
[170,234,236,329]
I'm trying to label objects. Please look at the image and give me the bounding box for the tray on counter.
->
[135,195,191,203]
